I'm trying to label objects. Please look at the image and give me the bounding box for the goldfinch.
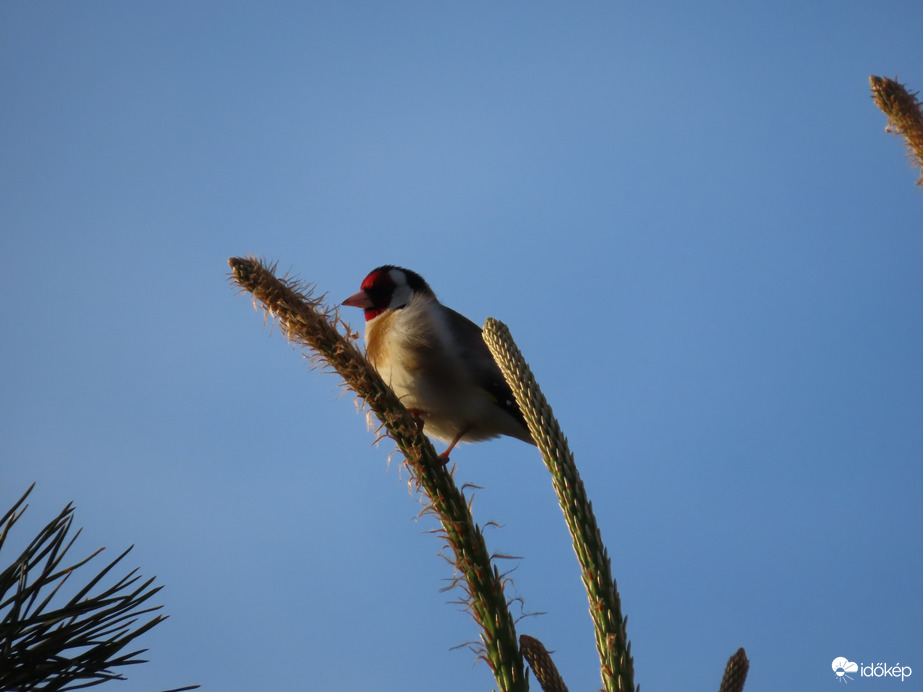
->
[343,266,535,459]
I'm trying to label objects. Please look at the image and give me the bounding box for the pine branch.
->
[870,75,923,189]
[0,485,195,691]
[228,256,527,692]
[483,318,634,692]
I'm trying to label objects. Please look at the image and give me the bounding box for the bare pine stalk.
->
[718,648,750,692]
[870,75,923,188]
[228,256,526,692]
[483,318,634,692]
[520,634,569,692]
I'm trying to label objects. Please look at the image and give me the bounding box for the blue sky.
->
[2,3,921,691]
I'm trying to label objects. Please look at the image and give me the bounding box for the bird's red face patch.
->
[361,268,390,292]
[357,268,396,321]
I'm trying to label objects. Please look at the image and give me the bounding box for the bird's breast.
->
[364,309,397,371]
[365,309,432,395]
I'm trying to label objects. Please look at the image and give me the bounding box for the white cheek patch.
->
[388,282,414,310]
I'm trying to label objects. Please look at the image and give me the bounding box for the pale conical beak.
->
[342,290,373,310]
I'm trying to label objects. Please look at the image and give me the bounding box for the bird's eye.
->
[365,285,386,304]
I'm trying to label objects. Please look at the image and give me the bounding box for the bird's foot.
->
[437,426,471,465]
[406,408,426,434]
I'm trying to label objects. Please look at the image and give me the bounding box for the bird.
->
[342,265,535,459]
